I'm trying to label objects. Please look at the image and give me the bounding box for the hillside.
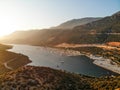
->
[52,17,101,29]
[75,11,120,33]
[107,42,120,47]
[0,44,12,50]
[0,66,119,90]
[0,44,31,74]
[73,11,120,43]
[0,11,120,46]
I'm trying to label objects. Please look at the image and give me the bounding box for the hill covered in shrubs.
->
[0,66,120,90]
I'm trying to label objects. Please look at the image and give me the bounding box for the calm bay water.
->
[8,44,118,77]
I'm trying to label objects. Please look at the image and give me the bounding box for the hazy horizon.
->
[0,0,120,36]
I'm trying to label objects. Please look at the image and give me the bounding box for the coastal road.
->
[3,58,17,70]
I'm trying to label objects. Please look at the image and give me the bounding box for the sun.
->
[0,29,14,37]
[0,2,19,37]
[0,17,16,37]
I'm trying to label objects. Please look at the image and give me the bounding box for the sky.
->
[0,0,120,36]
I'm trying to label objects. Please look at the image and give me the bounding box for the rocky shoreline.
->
[87,54,120,74]
[46,47,120,75]
[41,47,82,56]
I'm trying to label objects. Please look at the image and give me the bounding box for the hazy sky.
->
[0,0,120,36]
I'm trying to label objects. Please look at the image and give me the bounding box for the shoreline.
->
[49,47,120,74]
[7,44,120,75]
[29,46,120,75]
[86,54,120,74]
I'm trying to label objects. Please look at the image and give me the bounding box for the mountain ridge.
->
[0,11,120,46]
[51,17,102,29]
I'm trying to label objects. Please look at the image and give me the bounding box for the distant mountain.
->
[112,11,120,16]
[73,11,120,43]
[74,11,120,33]
[0,66,120,90]
[0,11,120,46]
[52,17,101,29]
